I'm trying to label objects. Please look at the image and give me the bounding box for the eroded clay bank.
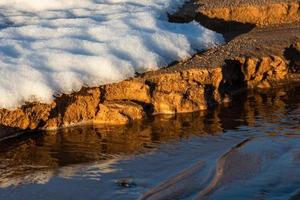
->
[0,0,299,133]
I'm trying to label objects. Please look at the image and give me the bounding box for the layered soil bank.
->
[172,0,300,25]
[0,0,299,133]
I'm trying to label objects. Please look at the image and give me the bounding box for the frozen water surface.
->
[0,0,224,109]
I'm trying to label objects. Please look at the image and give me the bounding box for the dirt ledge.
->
[0,0,300,134]
[172,0,300,26]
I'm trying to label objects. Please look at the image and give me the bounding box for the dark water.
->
[0,86,299,200]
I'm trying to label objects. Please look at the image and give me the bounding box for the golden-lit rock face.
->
[95,101,145,125]
[45,88,101,129]
[199,1,300,27]
[0,0,300,131]
[0,56,296,131]
[237,56,289,88]
[0,104,53,130]
[171,0,300,27]
[104,80,151,103]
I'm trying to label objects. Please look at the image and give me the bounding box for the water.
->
[0,85,299,200]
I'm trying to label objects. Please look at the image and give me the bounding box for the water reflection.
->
[0,85,299,199]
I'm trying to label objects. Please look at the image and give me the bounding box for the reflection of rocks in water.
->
[0,86,299,188]
[0,170,53,188]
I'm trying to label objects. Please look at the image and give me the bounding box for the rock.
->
[43,88,101,129]
[237,56,289,88]
[172,0,300,27]
[95,101,145,124]
[104,80,151,103]
[199,2,300,26]
[0,103,53,130]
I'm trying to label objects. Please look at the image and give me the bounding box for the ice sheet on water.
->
[0,0,224,109]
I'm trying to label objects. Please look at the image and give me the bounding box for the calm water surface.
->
[0,86,299,200]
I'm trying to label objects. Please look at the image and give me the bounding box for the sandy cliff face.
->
[0,0,299,133]
[172,0,300,26]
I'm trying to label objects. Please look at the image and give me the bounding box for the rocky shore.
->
[1,84,298,188]
[0,0,299,134]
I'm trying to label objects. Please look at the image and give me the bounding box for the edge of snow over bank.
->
[0,0,224,109]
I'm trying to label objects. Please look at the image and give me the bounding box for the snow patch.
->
[0,0,224,109]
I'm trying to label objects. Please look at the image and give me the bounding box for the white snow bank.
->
[0,0,224,109]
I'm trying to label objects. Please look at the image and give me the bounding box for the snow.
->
[0,0,224,109]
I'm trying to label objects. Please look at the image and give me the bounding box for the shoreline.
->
[0,0,299,133]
